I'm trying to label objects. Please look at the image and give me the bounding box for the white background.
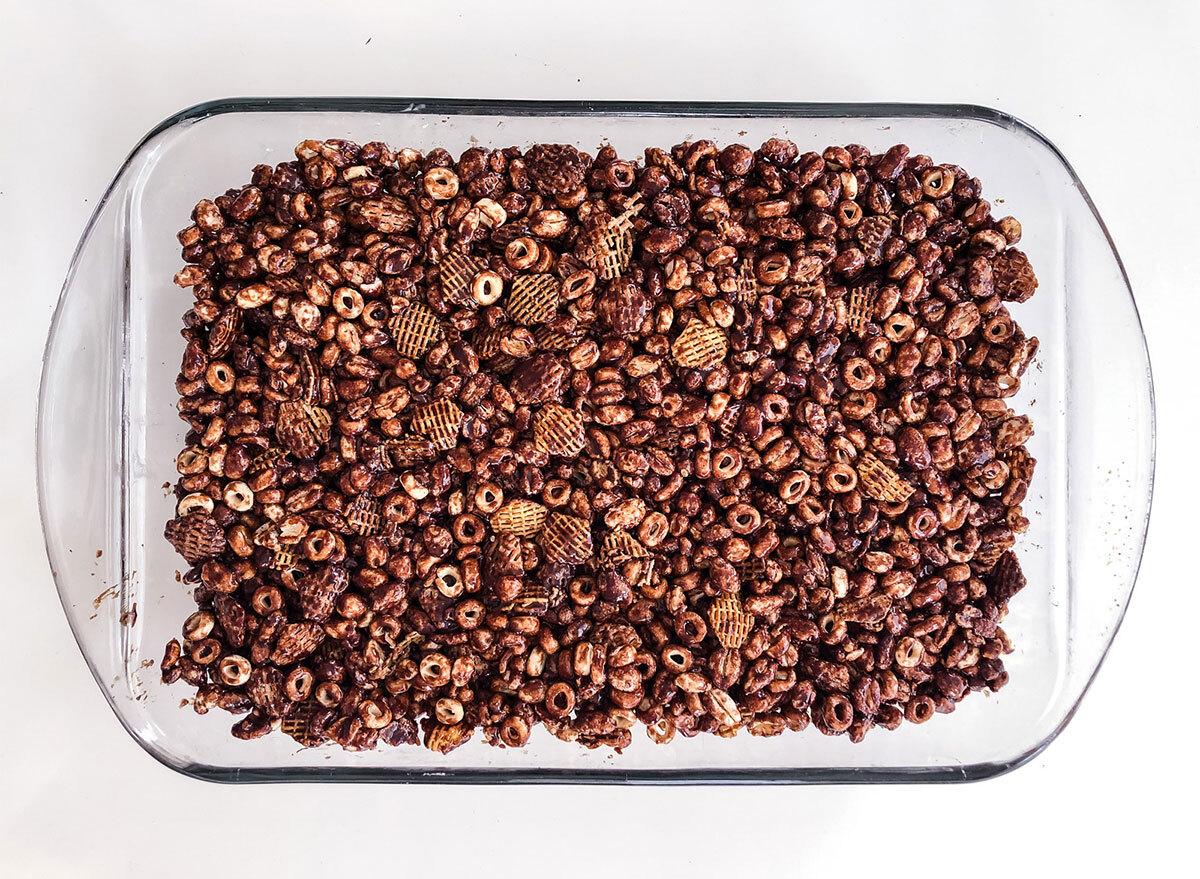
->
[1,1,1195,875]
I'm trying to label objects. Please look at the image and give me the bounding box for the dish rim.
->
[37,97,1156,784]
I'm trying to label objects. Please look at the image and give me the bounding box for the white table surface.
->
[2,1,1195,875]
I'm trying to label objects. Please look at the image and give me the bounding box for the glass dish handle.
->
[1054,208,1154,728]
[39,186,136,694]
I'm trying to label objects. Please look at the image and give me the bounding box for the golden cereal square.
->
[847,286,875,334]
[533,403,586,457]
[671,321,728,369]
[491,499,549,537]
[411,399,464,451]
[439,252,484,306]
[708,596,755,650]
[346,495,382,536]
[509,274,560,326]
[600,530,648,567]
[735,260,759,304]
[856,452,915,504]
[280,705,322,748]
[539,512,593,565]
[532,325,579,351]
[425,723,472,754]
[389,301,444,360]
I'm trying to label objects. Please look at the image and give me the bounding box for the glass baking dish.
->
[37,98,1154,783]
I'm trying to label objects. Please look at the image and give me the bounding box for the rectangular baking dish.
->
[37,98,1154,783]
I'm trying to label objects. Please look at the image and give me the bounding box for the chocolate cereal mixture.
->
[162,138,1039,752]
